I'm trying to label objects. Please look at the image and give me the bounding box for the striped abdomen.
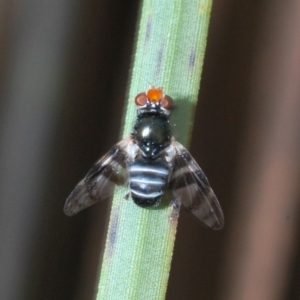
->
[129,156,170,207]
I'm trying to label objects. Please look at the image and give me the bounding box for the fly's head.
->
[135,86,173,116]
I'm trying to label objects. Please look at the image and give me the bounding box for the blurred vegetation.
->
[0,1,300,300]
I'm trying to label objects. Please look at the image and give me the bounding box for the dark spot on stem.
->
[189,48,196,68]
[156,46,164,74]
[145,15,152,44]
[108,207,120,257]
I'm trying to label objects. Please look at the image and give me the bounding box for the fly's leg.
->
[124,191,131,200]
[170,196,181,221]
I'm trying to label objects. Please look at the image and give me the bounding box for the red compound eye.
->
[160,95,173,110]
[135,92,148,106]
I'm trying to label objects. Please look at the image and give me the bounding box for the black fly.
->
[64,87,224,230]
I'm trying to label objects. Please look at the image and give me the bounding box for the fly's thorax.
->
[132,113,172,158]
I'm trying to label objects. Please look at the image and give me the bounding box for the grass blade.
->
[97,0,212,299]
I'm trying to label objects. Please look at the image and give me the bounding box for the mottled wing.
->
[64,138,129,216]
[170,141,224,230]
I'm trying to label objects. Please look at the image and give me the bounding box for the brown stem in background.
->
[220,2,300,300]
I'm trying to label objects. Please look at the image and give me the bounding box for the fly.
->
[64,87,224,230]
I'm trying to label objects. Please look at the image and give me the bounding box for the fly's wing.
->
[170,141,224,230]
[63,138,129,216]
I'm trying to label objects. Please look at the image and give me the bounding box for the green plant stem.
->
[97,0,212,299]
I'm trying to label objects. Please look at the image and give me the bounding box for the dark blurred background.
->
[1,1,300,299]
